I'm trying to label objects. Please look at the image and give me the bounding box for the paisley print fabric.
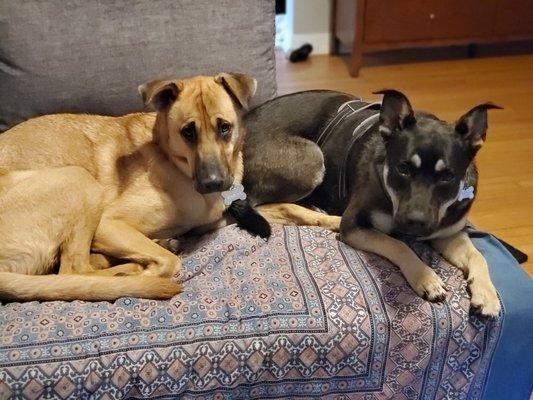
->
[0,225,501,399]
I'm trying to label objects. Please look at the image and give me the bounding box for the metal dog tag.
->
[221,183,247,206]
[458,186,475,201]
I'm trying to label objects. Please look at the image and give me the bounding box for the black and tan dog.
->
[0,73,268,302]
[243,89,501,317]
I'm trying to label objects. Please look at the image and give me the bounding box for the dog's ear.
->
[138,79,181,111]
[215,73,257,109]
[374,89,415,138]
[455,103,502,149]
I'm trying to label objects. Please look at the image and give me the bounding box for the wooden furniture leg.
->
[349,0,366,77]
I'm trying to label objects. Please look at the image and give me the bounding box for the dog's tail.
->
[225,199,272,239]
[0,272,181,302]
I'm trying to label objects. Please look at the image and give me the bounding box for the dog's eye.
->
[396,162,410,177]
[218,119,232,138]
[439,171,455,183]
[181,123,196,143]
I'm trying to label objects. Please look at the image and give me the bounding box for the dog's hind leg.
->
[89,253,119,270]
[57,172,105,275]
[82,263,144,277]
[0,167,104,276]
[258,203,341,231]
[0,168,181,301]
[432,232,500,317]
[92,218,181,279]
[244,135,325,205]
[87,253,145,276]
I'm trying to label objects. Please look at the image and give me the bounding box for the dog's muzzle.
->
[194,158,232,194]
[396,209,434,237]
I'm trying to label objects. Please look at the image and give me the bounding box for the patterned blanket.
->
[0,225,506,399]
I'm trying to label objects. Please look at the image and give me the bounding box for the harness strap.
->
[316,99,379,147]
[338,112,380,199]
[315,99,381,200]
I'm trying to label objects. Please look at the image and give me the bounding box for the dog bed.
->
[1,224,531,399]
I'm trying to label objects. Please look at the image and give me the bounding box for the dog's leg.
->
[258,203,341,231]
[0,167,104,276]
[89,253,146,275]
[245,135,325,205]
[89,253,118,270]
[82,263,144,277]
[58,194,104,275]
[341,227,447,301]
[92,219,181,279]
[432,232,500,317]
[89,252,159,277]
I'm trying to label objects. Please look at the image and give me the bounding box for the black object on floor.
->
[289,44,313,63]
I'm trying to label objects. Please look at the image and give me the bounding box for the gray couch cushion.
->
[0,0,277,131]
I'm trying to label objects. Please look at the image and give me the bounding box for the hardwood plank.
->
[276,52,533,274]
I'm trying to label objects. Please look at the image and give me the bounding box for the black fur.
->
[355,211,373,230]
[242,90,497,240]
[241,91,513,315]
[225,199,271,239]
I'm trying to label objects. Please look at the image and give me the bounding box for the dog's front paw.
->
[467,277,501,317]
[409,268,447,303]
[318,215,342,232]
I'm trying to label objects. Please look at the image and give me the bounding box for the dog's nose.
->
[404,210,429,230]
[195,157,230,194]
[197,175,225,193]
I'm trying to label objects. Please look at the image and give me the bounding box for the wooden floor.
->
[275,51,533,274]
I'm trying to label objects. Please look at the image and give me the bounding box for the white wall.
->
[283,0,331,54]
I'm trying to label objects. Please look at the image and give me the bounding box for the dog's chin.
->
[394,226,434,239]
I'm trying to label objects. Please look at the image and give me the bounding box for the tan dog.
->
[0,73,256,302]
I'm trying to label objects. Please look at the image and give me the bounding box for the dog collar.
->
[221,183,247,206]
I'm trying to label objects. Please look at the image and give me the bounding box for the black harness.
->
[315,99,381,200]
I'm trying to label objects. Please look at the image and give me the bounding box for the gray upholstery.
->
[0,0,277,131]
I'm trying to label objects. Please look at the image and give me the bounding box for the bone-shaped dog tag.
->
[221,183,247,206]
[458,186,475,201]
